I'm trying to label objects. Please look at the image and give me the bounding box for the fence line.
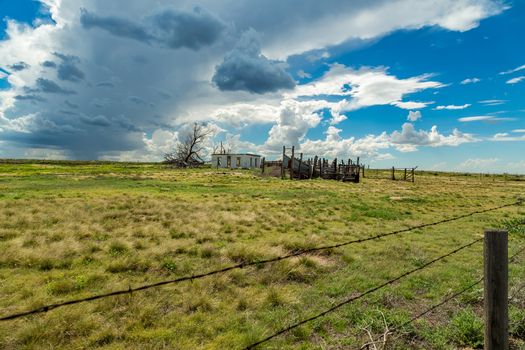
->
[243,238,482,349]
[0,202,518,322]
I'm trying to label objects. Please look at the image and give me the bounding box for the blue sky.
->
[0,0,524,172]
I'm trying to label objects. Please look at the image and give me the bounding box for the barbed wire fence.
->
[359,244,525,350]
[243,238,483,349]
[0,200,524,349]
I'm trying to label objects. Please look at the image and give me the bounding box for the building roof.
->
[211,153,261,157]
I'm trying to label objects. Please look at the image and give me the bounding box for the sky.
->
[0,0,524,173]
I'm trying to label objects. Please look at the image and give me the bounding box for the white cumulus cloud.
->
[407,110,422,121]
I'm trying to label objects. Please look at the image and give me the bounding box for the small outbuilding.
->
[211,153,261,169]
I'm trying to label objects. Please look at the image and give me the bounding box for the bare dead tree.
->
[164,122,212,167]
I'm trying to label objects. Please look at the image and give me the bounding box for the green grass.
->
[0,161,524,349]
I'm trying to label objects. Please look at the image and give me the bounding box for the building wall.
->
[211,154,261,169]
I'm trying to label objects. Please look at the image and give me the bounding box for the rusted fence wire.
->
[359,277,484,349]
[359,243,525,349]
[244,238,482,349]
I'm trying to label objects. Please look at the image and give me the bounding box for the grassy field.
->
[0,161,524,349]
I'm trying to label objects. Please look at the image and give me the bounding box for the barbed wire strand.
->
[0,202,517,322]
[361,243,525,349]
[510,245,525,263]
[509,244,525,301]
[359,277,484,349]
[243,238,482,349]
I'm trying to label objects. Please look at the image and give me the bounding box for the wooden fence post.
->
[484,229,508,350]
[290,146,295,180]
[281,146,285,179]
[261,157,265,174]
[311,156,317,179]
[411,168,415,183]
[298,153,303,180]
[392,166,395,180]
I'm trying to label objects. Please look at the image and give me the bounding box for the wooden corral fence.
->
[260,147,418,184]
[279,146,361,182]
[361,166,418,182]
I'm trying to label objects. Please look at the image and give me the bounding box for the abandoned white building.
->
[211,153,262,169]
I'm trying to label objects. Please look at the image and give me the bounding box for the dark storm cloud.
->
[64,100,79,109]
[53,53,85,82]
[155,89,172,100]
[212,30,295,94]
[96,81,115,87]
[151,7,226,50]
[14,94,46,102]
[31,78,76,94]
[80,114,111,127]
[60,110,79,116]
[80,9,154,43]
[115,115,141,132]
[128,96,147,105]
[42,61,57,68]
[80,7,225,50]
[8,62,30,71]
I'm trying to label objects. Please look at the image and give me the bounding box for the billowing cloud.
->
[299,122,477,159]
[212,30,295,94]
[263,100,323,150]
[151,7,227,50]
[289,64,442,111]
[54,53,85,82]
[390,123,477,151]
[80,9,154,43]
[80,7,226,50]
[214,103,280,127]
[0,0,509,160]
[225,0,506,59]
[392,101,430,110]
